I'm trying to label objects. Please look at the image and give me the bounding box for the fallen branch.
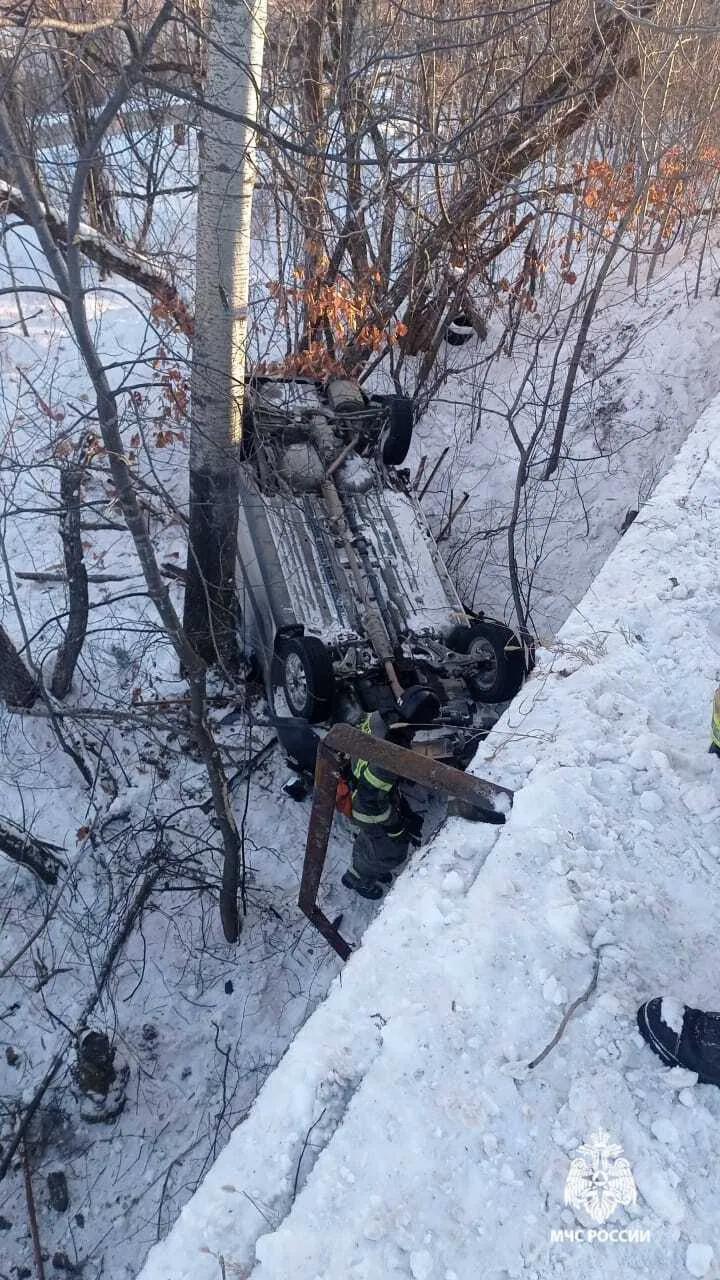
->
[1,9,126,36]
[80,520,127,532]
[527,953,601,1070]
[159,560,188,582]
[418,447,449,501]
[22,1141,45,1280]
[17,571,143,584]
[0,817,65,886]
[7,695,236,722]
[0,179,192,328]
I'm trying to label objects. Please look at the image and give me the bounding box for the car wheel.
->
[447,620,525,702]
[445,312,475,346]
[275,636,336,723]
[372,394,415,465]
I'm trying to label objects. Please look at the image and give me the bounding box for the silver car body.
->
[235,378,469,682]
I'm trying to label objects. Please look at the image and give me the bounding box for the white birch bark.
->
[184,0,268,664]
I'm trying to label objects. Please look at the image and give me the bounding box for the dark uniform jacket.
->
[350,711,406,838]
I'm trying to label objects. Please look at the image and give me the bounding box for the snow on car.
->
[235,375,528,760]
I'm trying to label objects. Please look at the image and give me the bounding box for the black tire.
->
[371,394,415,465]
[445,312,475,347]
[274,635,335,723]
[447,620,525,702]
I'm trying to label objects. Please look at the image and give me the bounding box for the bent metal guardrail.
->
[299,723,514,960]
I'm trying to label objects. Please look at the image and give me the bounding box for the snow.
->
[138,392,720,1279]
[660,999,686,1038]
[686,1243,714,1276]
[651,1118,680,1145]
[3,127,720,1280]
[414,243,720,639]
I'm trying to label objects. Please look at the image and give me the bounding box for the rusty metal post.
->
[298,738,352,961]
[299,723,514,961]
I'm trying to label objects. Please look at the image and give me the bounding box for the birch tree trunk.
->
[183,0,268,665]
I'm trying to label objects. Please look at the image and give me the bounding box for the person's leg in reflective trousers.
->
[342,829,410,899]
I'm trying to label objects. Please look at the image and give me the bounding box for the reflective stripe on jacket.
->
[351,712,397,825]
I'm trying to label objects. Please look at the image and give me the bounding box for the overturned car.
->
[236,375,527,759]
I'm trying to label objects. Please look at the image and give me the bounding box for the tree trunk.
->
[543,207,636,480]
[0,625,39,708]
[52,26,120,241]
[51,464,89,699]
[183,0,268,666]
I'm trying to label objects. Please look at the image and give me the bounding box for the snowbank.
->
[138,396,720,1279]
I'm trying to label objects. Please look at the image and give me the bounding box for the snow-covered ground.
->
[139,393,720,1280]
[415,243,720,638]
[0,227,351,1275]
[3,145,720,1280]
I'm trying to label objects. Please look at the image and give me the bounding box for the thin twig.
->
[438,491,470,542]
[527,953,601,1070]
[412,453,428,492]
[292,1107,327,1202]
[22,1141,46,1280]
[418,446,449,500]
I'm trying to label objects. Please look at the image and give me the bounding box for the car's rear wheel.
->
[275,635,336,723]
[447,620,525,702]
[371,394,415,465]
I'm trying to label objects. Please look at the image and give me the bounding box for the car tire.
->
[372,394,415,465]
[447,620,525,702]
[445,312,475,346]
[275,636,336,723]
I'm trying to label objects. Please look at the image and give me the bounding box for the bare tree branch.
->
[0,179,191,324]
[0,816,65,885]
[50,463,89,699]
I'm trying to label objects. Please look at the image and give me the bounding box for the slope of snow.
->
[138,393,720,1280]
[414,241,720,639]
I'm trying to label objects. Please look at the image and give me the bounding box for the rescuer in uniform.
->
[341,685,440,899]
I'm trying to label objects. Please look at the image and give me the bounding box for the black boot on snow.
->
[341,869,389,900]
[637,998,720,1085]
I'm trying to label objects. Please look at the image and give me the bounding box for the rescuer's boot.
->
[637,998,720,1086]
[341,868,390,900]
